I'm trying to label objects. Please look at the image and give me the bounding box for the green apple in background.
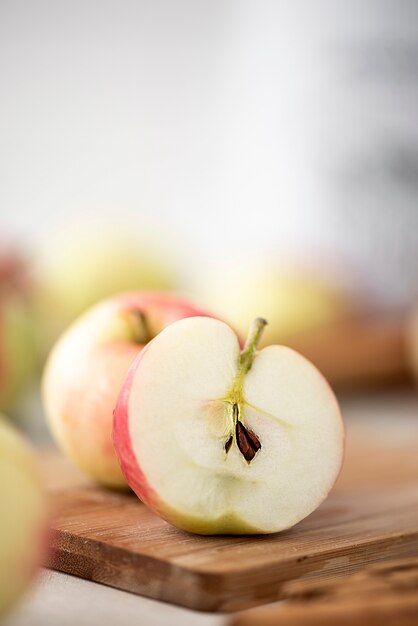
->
[199,260,350,348]
[0,250,38,415]
[34,223,176,354]
[0,417,47,617]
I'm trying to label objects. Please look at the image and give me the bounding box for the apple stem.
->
[138,311,152,344]
[239,317,267,375]
[128,310,152,344]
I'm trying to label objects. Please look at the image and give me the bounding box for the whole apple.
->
[34,225,175,354]
[0,249,38,414]
[0,417,47,617]
[113,316,344,534]
[42,292,212,487]
[200,262,350,348]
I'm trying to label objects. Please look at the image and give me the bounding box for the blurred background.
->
[1,0,418,422]
[1,2,418,624]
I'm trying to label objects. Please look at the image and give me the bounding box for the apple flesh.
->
[42,292,212,487]
[0,417,46,617]
[113,316,344,534]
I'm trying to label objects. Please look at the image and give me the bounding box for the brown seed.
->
[245,427,262,451]
[236,421,261,462]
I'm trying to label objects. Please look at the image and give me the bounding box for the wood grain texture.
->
[288,315,412,390]
[42,431,418,612]
[231,558,418,626]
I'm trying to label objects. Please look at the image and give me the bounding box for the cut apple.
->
[113,317,344,534]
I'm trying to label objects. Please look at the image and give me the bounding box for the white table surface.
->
[3,390,418,626]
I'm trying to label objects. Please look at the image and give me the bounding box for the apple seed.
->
[224,435,233,453]
[224,402,261,462]
[236,420,261,462]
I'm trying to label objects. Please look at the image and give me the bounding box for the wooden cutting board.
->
[231,558,418,626]
[42,429,418,612]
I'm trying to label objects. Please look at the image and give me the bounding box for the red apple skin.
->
[43,292,212,488]
[113,344,161,510]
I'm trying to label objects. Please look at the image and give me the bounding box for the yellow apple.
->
[0,417,47,617]
[200,261,349,347]
[34,224,175,353]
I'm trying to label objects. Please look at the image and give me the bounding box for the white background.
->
[1,0,417,306]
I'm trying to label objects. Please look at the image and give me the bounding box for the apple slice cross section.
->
[113,317,344,535]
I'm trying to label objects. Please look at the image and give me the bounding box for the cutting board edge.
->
[44,528,418,613]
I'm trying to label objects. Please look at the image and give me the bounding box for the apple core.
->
[223,318,267,463]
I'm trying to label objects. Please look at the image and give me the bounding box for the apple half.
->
[113,317,344,534]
